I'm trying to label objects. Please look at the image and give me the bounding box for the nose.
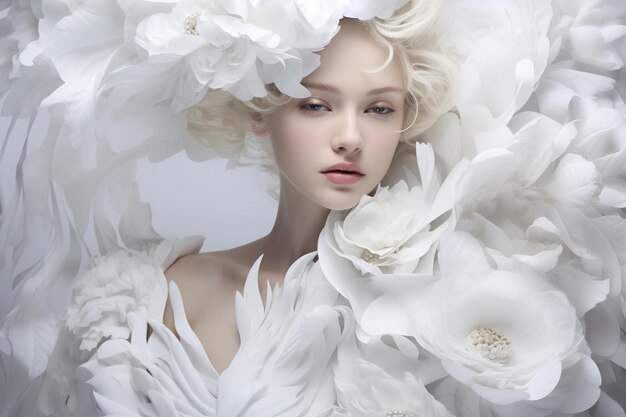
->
[331,110,363,155]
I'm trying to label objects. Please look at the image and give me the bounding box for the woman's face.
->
[263,19,406,211]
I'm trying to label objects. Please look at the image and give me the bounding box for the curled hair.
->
[186,0,459,194]
[362,0,459,142]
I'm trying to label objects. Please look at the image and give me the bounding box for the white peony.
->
[133,0,409,103]
[456,186,618,317]
[329,180,440,276]
[64,247,167,352]
[318,144,458,334]
[134,0,325,102]
[322,143,456,277]
[409,234,601,415]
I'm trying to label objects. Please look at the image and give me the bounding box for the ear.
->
[249,111,269,137]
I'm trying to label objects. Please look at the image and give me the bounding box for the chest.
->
[190,294,241,375]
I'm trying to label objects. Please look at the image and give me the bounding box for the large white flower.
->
[323,143,456,277]
[457,186,619,317]
[133,0,409,103]
[318,144,458,334]
[409,234,601,415]
[329,180,440,276]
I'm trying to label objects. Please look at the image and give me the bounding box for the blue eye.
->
[301,103,328,113]
[368,106,394,115]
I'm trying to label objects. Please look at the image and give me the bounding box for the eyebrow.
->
[301,81,404,96]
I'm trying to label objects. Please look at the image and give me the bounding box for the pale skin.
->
[162,19,407,374]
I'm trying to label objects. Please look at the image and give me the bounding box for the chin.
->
[316,191,364,211]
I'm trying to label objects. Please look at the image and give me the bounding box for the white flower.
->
[318,144,458,334]
[293,0,350,28]
[409,239,601,414]
[333,315,452,417]
[135,0,314,102]
[567,97,626,209]
[0,1,38,94]
[64,247,167,352]
[330,180,437,276]
[549,0,626,72]
[133,0,409,103]
[534,1,626,123]
[446,0,552,137]
[467,194,617,316]
[334,359,452,417]
[344,0,409,20]
[449,112,622,316]
[324,143,455,277]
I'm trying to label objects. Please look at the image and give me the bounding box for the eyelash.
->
[300,103,394,116]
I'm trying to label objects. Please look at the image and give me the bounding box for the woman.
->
[163,16,449,376]
[2,0,625,416]
[19,1,456,416]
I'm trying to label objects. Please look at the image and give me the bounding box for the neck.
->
[259,176,330,279]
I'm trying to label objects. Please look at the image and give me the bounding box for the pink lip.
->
[321,162,363,175]
[323,171,364,185]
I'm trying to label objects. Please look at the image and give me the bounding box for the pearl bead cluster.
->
[361,249,380,262]
[466,327,511,363]
[184,12,201,35]
[385,411,418,417]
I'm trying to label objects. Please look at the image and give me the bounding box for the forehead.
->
[303,19,406,93]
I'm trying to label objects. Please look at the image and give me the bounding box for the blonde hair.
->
[186,0,459,195]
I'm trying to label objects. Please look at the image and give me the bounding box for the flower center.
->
[361,249,380,263]
[466,327,511,363]
[184,12,201,36]
[386,411,418,417]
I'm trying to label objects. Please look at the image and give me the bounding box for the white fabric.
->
[2,1,626,416]
[39,236,346,417]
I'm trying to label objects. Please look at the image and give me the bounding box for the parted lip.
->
[321,162,364,175]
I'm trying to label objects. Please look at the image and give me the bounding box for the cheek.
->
[366,123,401,161]
[269,120,318,172]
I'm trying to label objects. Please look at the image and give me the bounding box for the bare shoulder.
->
[161,238,267,335]
[162,251,232,332]
[160,239,268,372]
